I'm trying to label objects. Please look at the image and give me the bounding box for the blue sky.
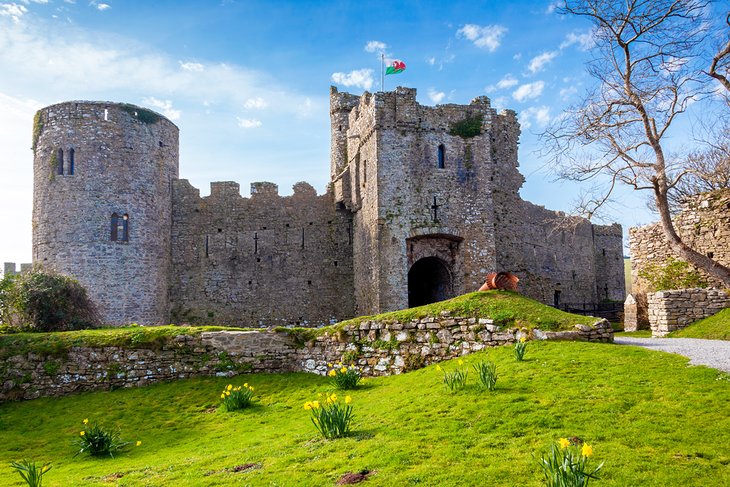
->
[0,0,725,266]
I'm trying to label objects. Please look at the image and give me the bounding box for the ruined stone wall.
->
[2,263,31,276]
[646,288,730,336]
[169,180,355,326]
[630,190,730,290]
[32,102,179,325]
[628,190,730,327]
[1,316,612,402]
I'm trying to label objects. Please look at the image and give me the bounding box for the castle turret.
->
[32,102,179,325]
[329,87,360,180]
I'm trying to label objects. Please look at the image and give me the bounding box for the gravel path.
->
[614,336,730,373]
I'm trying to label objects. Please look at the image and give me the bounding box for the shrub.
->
[537,438,603,487]
[220,383,255,411]
[437,360,468,392]
[304,393,354,439]
[10,459,51,487]
[74,418,129,458]
[473,360,498,391]
[514,337,527,361]
[638,257,707,291]
[327,363,362,390]
[5,269,98,331]
[0,272,17,326]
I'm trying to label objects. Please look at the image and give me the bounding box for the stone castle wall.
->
[32,102,179,325]
[2,263,32,276]
[630,189,730,290]
[169,180,355,326]
[628,189,730,328]
[646,288,730,336]
[1,315,613,402]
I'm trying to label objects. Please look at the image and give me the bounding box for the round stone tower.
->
[32,102,179,325]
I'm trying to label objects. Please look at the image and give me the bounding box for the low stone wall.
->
[1,313,613,401]
[297,312,614,377]
[647,288,730,336]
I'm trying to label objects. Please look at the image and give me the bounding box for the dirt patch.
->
[337,469,374,485]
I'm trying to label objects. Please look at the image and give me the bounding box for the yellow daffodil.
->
[136,441,142,447]
[582,444,593,457]
[303,402,312,410]
[458,359,464,366]
[340,367,347,373]
[80,431,85,436]
[330,393,337,401]
[227,384,233,391]
[312,400,320,409]
[520,336,527,343]
[559,438,570,449]
[436,364,442,371]
[327,363,333,367]
[328,370,337,377]
[225,391,231,396]
[345,395,352,404]
[249,386,254,392]
[221,393,225,399]
[83,418,89,425]
[244,383,248,387]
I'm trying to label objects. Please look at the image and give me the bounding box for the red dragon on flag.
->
[385,59,406,75]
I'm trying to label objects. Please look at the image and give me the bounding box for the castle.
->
[31,86,625,326]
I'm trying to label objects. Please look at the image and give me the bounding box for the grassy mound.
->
[334,291,598,332]
[669,308,730,340]
[0,341,728,485]
[0,325,250,360]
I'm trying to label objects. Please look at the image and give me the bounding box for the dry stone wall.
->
[1,316,613,402]
[628,189,730,328]
[646,288,730,336]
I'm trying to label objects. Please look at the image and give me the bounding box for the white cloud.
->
[364,40,387,53]
[519,105,551,129]
[0,3,28,23]
[545,1,559,14]
[21,0,49,4]
[426,56,436,66]
[512,81,545,102]
[487,74,519,93]
[559,85,578,101]
[331,69,374,90]
[560,30,596,51]
[243,96,267,109]
[492,96,508,111]
[96,3,111,11]
[457,23,507,52]
[141,96,181,121]
[237,117,262,129]
[427,88,445,104]
[179,61,204,72]
[527,51,559,74]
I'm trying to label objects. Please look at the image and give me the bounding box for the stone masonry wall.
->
[629,189,730,328]
[646,288,730,336]
[170,180,355,327]
[32,102,179,326]
[1,316,613,402]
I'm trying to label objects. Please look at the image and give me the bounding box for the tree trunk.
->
[654,189,730,287]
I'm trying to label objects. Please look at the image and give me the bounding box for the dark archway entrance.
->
[408,256,453,308]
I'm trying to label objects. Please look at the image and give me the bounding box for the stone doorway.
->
[408,256,453,307]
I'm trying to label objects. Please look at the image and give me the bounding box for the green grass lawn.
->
[669,308,730,340]
[1,341,728,486]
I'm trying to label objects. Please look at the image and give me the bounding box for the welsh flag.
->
[385,59,406,75]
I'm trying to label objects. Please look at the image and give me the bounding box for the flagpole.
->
[381,54,385,92]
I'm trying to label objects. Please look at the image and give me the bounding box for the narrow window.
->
[68,148,75,175]
[57,149,64,175]
[111,213,129,242]
[121,214,129,241]
[553,290,561,308]
[205,235,209,257]
[437,144,445,169]
[110,213,119,241]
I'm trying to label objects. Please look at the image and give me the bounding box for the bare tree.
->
[708,12,730,93]
[544,0,730,287]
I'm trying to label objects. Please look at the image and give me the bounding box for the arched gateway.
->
[407,256,454,307]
